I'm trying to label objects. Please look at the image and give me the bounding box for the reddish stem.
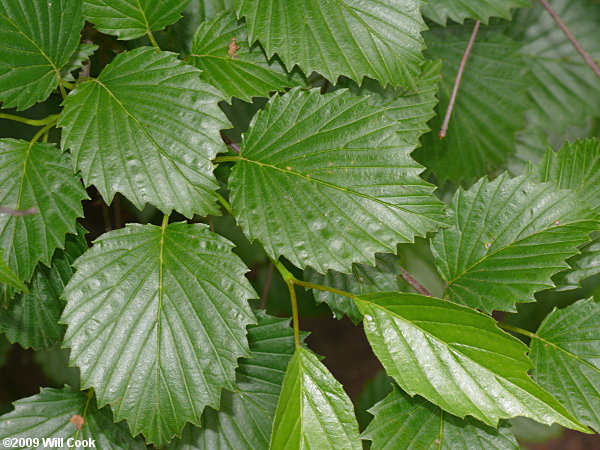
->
[400,267,432,297]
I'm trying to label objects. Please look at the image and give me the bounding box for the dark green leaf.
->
[355,371,394,430]
[0,0,83,109]
[0,139,87,305]
[237,0,427,89]
[362,386,519,449]
[422,0,529,25]
[270,346,362,449]
[0,386,145,449]
[530,298,600,432]
[61,222,257,446]
[431,173,599,312]
[190,11,303,103]
[229,88,446,273]
[0,253,27,294]
[356,292,588,432]
[61,43,98,82]
[83,0,190,40]
[59,47,230,218]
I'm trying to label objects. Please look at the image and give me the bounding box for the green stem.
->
[30,118,58,145]
[293,278,358,299]
[58,82,67,100]
[498,322,538,340]
[161,214,170,228]
[60,79,76,90]
[215,192,234,216]
[0,113,59,127]
[286,280,301,348]
[147,31,160,49]
[214,155,241,163]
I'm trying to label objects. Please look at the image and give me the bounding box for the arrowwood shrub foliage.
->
[0,0,599,448]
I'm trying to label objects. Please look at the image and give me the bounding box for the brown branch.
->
[220,133,241,154]
[0,206,37,216]
[400,267,432,297]
[538,0,600,79]
[259,262,274,309]
[438,20,481,139]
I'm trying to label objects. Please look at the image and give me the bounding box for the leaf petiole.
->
[0,113,59,127]
[498,322,538,340]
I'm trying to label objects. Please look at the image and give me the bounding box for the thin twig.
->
[220,133,241,154]
[537,0,600,78]
[400,267,432,296]
[259,262,274,309]
[438,20,480,139]
[0,206,37,216]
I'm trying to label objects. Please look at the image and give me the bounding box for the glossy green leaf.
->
[422,0,529,25]
[0,252,27,294]
[229,88,446,274]
[0,0,83,110]
[527,139,600,290]
[61,222,257,446]
[363,386,519,449]
[0,139,87,305]
[348,60,441,150]
[0,228,87,350]
[61,43,98,82]
[189,12,303,103]
[270,346,362,449]
[431,173,599,312]
[237,0,426,89]
[59,47,230,218]
[304,254,401,324]
[416,27,529,184]
[169,311,297,450]
[356,292,588,432]
[83,0,190,40]
[0,386,145,449]
[530,298,600,432]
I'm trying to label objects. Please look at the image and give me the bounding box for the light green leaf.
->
[0,0,83,110]
[422,0,529,25]
[59,47,230,218]
[229,88,446,274]
[270,346,362,449]
[61,43,98,82]
[356,292,588,432]
[0,139,87,305]
[348,60,441,150]
[304,254,401,324]
[416,27,529,184]
[0,252,27,294]
[527,139,600,290]
[530,298,600,433]
[83,0,190,40]
[237,0,426,89]
[431,173,599,312]
[0,228,88,350]
[169,310,297,450]
[0,386,145,449]
[190,11,303,103]
[362,386,519,449]
[61,222,257,446]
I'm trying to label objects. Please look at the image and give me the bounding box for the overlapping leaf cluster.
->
[0,0,598,449]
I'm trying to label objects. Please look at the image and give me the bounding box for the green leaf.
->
[0,228,88,350]
[415,27,529,184]
[34,347,81,390]
[61,43,98,82]
[229,88,446,274]
[0,0,83,110]
[270,346,362,449]
[197,0,236,21]
[189,11,303,103]
[422,0,529,25]
[61,222,257,446]
[59,47,230,218]
[356,292,588,432]
[168,310,297,450]
[237,0,427,89]
[304,254,401,324]
[355,371,394,430]
[430,173,599,312]
[362,386,519,449]
[0,386,145,449]
[83,0,190,40]
[348,60,441,150]
[0,252,27,294]
[0,139,87,305]
[530,298,600,432]
[527,139,600,290]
